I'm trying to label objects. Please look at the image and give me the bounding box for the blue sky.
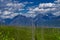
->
[0,0,60,19]
[17,0,55,3]
[15,0,56,6]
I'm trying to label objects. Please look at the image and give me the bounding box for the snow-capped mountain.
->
[9,15,33,26]
[34,14,60,27]
[0,13,60,27]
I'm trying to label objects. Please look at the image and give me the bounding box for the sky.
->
[0,0,60,19]
[16,0,55,3]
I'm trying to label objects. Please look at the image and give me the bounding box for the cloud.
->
[23,1,34,4]
[19,11,36,18]
[0,0,60,19]
[33,7,57,13]
[25,3,56,17]
[55,0,60,3]
[28,0,60,16]
[1,13,18,19]
[53,11,60,16]
[33,3,56,13]
[0,0,34,19]
[39,3,55,8]
[0,10,19,19]
[26,11,36,17]
[6,2,25,12]
[2,11,13,15]
[6,3,25,8]
[21,13,36,18]
[0,0,26,19]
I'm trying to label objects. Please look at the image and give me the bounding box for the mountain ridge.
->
[0,14,60,27]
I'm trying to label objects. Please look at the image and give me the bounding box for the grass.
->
[36,28,60,40]
[0,26,32,40]
[0,26,60,40]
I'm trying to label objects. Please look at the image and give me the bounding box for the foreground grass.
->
[0,26,60,40]
[36,28,60,40]
[0,26,32,40]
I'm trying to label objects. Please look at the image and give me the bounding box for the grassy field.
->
[0,26,32,40]
[36,28,60,40]
[0,26,60,40]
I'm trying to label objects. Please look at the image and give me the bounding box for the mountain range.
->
[0,13,60,27]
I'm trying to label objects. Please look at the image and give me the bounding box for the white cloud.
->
[39,3,55,8]
[0,0,26,19]
[27,11,35,14]
[0,10,18,19]
[53,11,60,16]
[22,13,36,18]
[6,3,25,9]
[20,11,36,18]
[26,11,36,17]
[19,0,60,17]
[1,13,18,19]
[33,7,57,13]
[6,3,13,6]
[23,1,34,4]
[2,11,13,15]
[29,0,60,16]
[37,3,56,11]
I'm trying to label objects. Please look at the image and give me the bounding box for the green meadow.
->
[36,28,60,40]
[0,26,60,40]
